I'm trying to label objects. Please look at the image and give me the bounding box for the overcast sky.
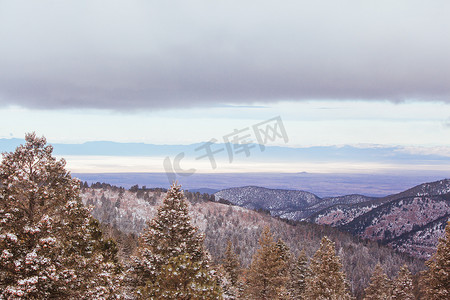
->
[1,0,450,110]
[0,1,449,174]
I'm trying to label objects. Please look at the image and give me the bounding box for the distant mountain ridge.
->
[214,186,376,220]
[214,179,450,258]
[214,186,321,217]
[2,138,450,163]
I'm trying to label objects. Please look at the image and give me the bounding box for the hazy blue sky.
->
[1,101,449,149]
[0,1,449,173]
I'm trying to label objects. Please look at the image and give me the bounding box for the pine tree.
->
[216,265,236,300]
[131,183,221,299]
[420,221,450,299]
[274,238,291,277]
[274,238,292,298]
[0,133,121,299]
[392,265,414,300]
[289,249,310,299]
[142,253,220,299]
[223,240,240,286]
[364,263,393,300]
[244,227,289,299]
[304,236,352,300]
[220,240,241,299]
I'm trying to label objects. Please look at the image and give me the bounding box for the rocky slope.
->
[390,215,449,258]
[338,186,450,258]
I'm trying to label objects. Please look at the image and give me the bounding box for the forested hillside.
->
[80,184,424,298]
[216,181,450,259]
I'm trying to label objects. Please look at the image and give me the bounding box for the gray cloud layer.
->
[1,0,450,110]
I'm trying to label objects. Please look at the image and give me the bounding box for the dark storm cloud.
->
[1,0,450,110]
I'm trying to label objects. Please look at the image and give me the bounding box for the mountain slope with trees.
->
[215,180,450,259]
[80,184,424,298]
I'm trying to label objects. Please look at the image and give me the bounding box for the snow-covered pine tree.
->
[289,249,310,299]
[420,221,450,299]
[216,264,237,300]
[304,236,352,300]
[141,253,221,299]
[274,238,292,298]
[244,226,290,299]
[0,133,121,299]
[131,183,221,299]
[363,263,393,300]
[392,265,414,300]
[223,240,240,287]
[219,240,241,299]
[274,238,292,277]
